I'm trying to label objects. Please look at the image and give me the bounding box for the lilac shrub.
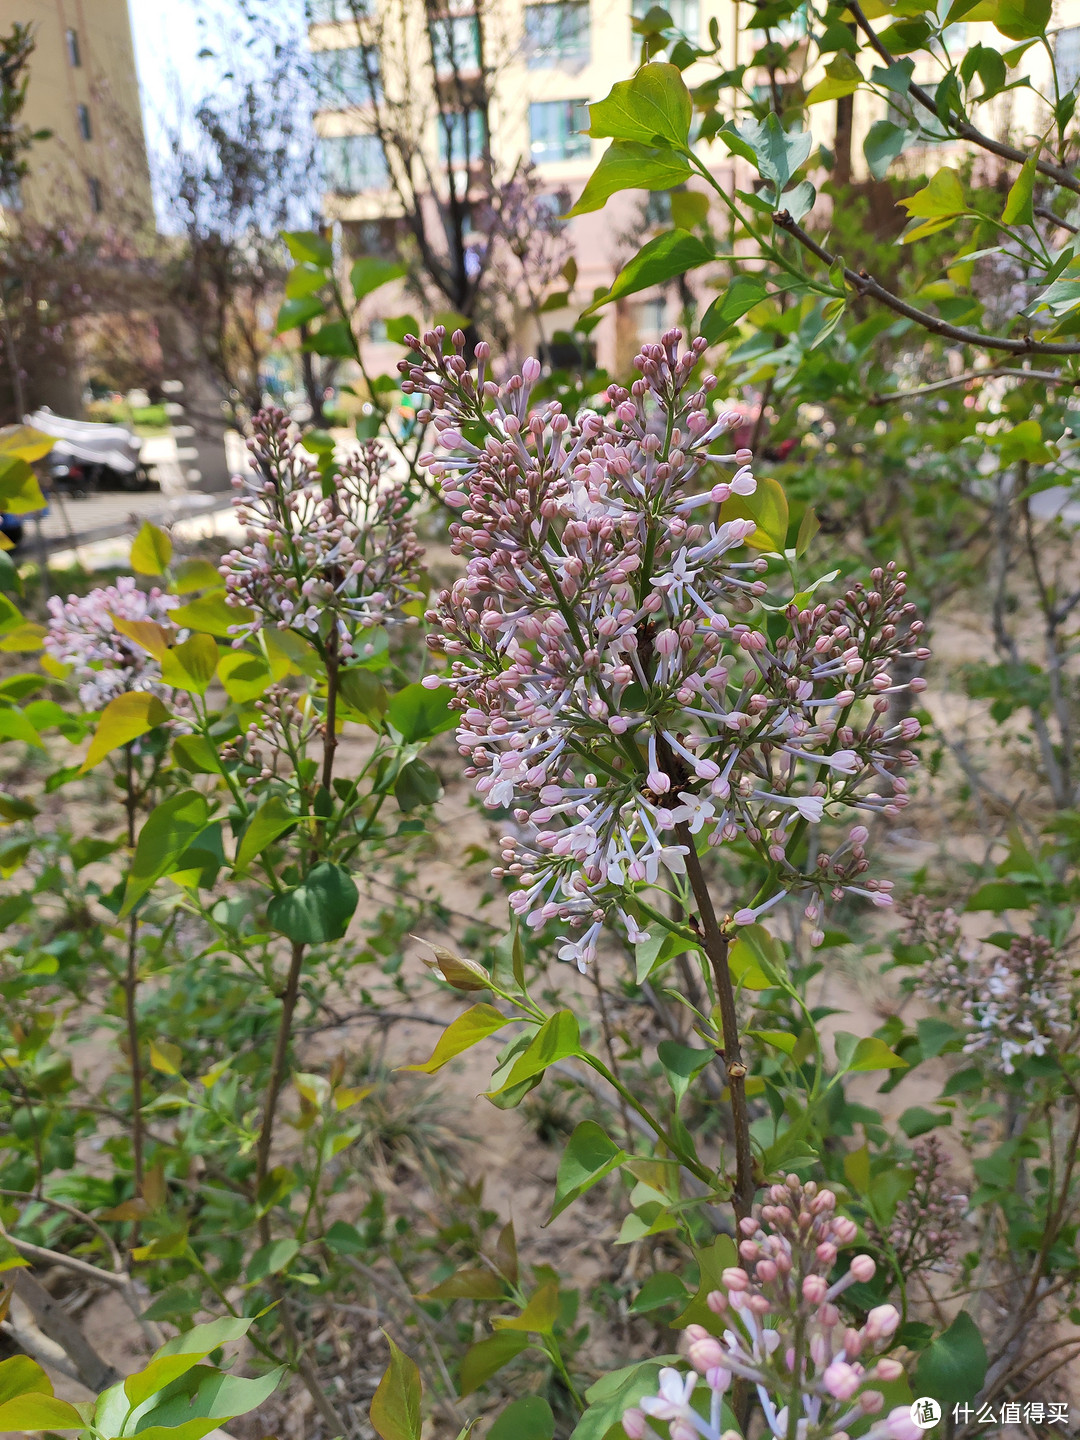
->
[624,1179,920,1440]
[220,406,424,655]
[405,326,927,970]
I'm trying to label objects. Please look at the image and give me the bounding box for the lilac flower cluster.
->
[907,902,1075,1074]
[406,326,927,969]
[43,577,178,708]
[881,1137,967,1279]
[623,1178,919,1440]
[220,407,423,657]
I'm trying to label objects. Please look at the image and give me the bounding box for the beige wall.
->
[0,0,153,230]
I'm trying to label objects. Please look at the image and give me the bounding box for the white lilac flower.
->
[622,1178,919,1440]
[405,328,927,963]
[908,902,1074,1075]
[220,407,423,657]
[44,577,179,708]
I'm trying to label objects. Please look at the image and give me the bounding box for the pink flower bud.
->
[688,1337,725,1374]
[622,1408,648,1439]
[865,1305,900,1341]
[874,1358,904,1382]
[802,1274,828,1305]
[721,1267,749,1291]
[522,356,541,382]
[849,1254,876,1283]
[884,1405,924,1440]
[706,1289,727,1314]
[823,1361,861,1400]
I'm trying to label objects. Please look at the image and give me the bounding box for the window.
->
[88,177,102,213]
[524,3,590,69]
[631,0,698,39]
[65,28,81,67]
[637,295,668,340]
[431,16,481,73]
[311,46,379,106]
[319,134,388,193]
[438,108,486,167]
[309,0,366,21]
[368,319,388,342]
[1057,26,1080,93]
[76,103,92,141]
[529,99,590,163]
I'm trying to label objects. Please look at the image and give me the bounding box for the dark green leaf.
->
[351,257,407,302]
[734,112,813,191]
[266,862,359,944]
[914,1311,987,1408]
[700,273,769,340]
[582,230,712,316]
[276,295,326,334]
[121,791,211,916]
[489,1397,554,1440]
[387,682,457,742]
[568,140,692,216]
[283,230,333,266]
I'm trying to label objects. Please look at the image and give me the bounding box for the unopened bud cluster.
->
[405,326,926,969]
[878,1136,967,1279]
[220,406,423,656]
[623,1178,919,1440]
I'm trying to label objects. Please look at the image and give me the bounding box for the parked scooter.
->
[27,409,156,494]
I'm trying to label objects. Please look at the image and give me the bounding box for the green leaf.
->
[568,140,691,216]
[80,691,169,773]
[718,475,789,551]
[863,118,908,180]
[400,1004,511,1074]
[266,861,358,944]
[915,1311,987,1407]
[657,1040,713,1108]
[395,757,442,812]
[0,456,46,515]
[965,880,1031,911]
[996,419,1050,464]
[900,167,966,218]
[161,634,220,695]
[489,1397,554,1440]
[806,51,862,104]
[994,0,1050,39]
[0,1394,86,1431]
[630,1272,689,1313]
[491,1010,582,1094]
[169,592,252,638]
[847,1037,909,1073]
[0,424,55,464]
[247,1237,300,1281]
[423,1267,505,1301]
[130,520,173,576]
[386,314,420,344]
[670,190,709,229]
[634,926,697,982]
[304,319,358,358]
[582,229,712,316]
[1002,155,1036,227]
[217,649,273,703]
[550,1121,628,1220]
[0,1356,51,1406]
[351,256,407,302]
[459,1333,530,1396]
[276,295,327,333]
[340,665,388,721]
[734,112,813,192]
[387,682,457,742]
[569,1360,676,1440]
[674,1233,738,1328]
[121,790,211,915]
[795,505,820,557]
[700,273,768,341]
[286,262,328,299]
[900,1106,950,1138]
[172,558,224,594]
[125,1363,284,1431]
[0,706,42,748]
[235,795,298,871]
[283,229,333,266]
[587,62,692,148]
[370,1335,422,1440]
[491,1280,559,1334]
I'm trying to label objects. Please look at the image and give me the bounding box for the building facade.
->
[308,0,1080,374]
[0,0,153,229]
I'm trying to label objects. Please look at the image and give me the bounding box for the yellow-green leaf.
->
[168,593,251,639]
[110,615,172,661]
[0,457,46,515]
[160,634,219,694]
[491,1281,560,1334]
[399,1004,511,1074]
[80,692,170,772]
[0,425,55,464]
[130,521,172,576]
[900,167,966,219]
[150,1039,182,1075]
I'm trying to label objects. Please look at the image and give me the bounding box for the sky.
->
[129,0,304,223]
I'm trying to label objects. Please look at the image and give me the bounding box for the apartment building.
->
[308,0,1080,373]
[0,0,153,228]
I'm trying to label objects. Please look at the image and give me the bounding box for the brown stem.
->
[675,822,756,1222]
[772,209,1080,355]
[255,939,306,1245]
[123,747,144,1199]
